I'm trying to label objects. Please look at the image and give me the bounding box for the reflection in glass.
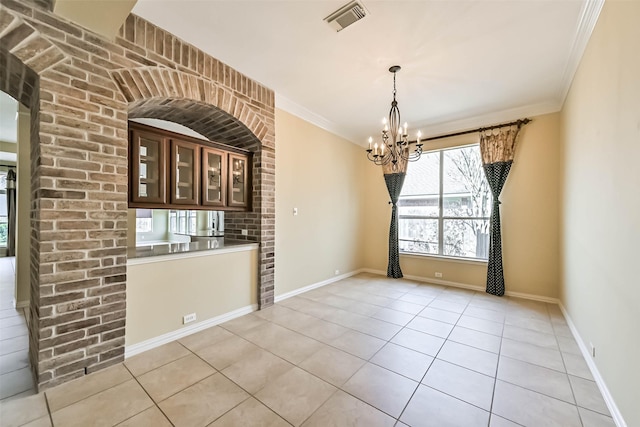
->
[175,146,194,200]
[138,137,161,200]
[231,157,245,204]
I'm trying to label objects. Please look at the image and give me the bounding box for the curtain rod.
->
[413,118,531,143]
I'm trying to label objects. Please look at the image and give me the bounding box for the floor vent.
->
[324,1,368,32]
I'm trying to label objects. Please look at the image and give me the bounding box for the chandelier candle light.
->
[366,65,423,172]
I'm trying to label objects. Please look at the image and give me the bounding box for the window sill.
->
[400,251,488,266]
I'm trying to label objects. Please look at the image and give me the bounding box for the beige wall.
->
[126,247,258,346]
[0,141,16,153]
[15,104,30,305]
[362,113,562,299]
[54,0,136,40]
[560,1,639,425]
[274,109,365,297]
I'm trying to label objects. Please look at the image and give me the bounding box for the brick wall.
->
[0,0,275,390]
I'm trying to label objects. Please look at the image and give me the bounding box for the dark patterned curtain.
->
[479,125,523,296]
[6,168,16,257]
[384,172,405,278]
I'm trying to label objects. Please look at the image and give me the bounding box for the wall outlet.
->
[241,229,248,236]
[435,272,443,278]
[293,207,298,216]
[183,313,196,324]
[590,342,596,358]
[334,269,340,276]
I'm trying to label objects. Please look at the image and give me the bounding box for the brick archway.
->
[112,66,276,309]
[129,98,261,151]
[1,1,275,390]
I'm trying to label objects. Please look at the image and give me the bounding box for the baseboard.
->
[360,268,559,304]
[559,303,627,427]
[124,304,258,359]
[274,269,362,303]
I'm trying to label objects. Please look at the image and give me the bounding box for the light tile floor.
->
[0,256,36,402]
[0,273,616,426]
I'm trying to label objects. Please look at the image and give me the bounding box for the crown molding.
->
[557,0,605,107]
[413,100,562,141]
[275,94,360,145]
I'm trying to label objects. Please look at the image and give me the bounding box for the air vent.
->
[324,1,368,32]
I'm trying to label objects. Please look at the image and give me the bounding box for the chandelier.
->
[366,66,423,171]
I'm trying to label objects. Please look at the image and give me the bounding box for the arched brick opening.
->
[129,98,261,151]
[2,1,276,390]
[0,45,42,391]
[116,67,276,309]
[126,97,275,307]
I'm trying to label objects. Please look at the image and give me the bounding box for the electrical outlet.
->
[293,207,298,216]
[241,229,248,236]
[435,272,443,278]
[590,342,596,358]
[334,269,340,276]
[183,313,196,324]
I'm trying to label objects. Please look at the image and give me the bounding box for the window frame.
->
[398,143,490,262]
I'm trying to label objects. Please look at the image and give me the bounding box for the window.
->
[398,144,491,260]
[135,209,153,232]
[169,210,197,234]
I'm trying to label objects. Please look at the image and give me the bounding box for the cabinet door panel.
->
[202,147,227,207]
[228,153,249,208]
[130,129,167,204]
[171,139,200,205]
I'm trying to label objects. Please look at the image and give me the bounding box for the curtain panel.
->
[479,125,523,296]
[384,172,406,278]
[6,168,16,257]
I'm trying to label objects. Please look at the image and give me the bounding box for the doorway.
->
[0,90,35,400]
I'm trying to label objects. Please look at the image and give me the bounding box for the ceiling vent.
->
[324,1,368,32]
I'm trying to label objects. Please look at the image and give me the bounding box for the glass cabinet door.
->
[130,130,167,204]
[228,153,249,208]
[170,140,200,205]
[202,147,227,207]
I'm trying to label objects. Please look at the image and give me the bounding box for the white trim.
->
[275,94,359,145]
[559,303,627,427]
[557,0,605,106]
[15,300,29,309]
[360,268,559,304]
[124,304,258,358]
[413,100,561,143]
[126,243,258,266]
[400,252,488,267]
[274,269,361,303]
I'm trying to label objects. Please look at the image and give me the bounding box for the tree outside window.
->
[398,144,491,260]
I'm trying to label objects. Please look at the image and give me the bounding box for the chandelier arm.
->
[366,65,423,168]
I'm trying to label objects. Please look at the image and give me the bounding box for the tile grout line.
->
[121,362,176,427]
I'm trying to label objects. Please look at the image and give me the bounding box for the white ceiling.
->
[132,0,603,145]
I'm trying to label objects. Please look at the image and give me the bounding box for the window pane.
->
[0,191,6,217]
[399,218,438,255]
[169,211,177,233]
[399,151,440,217]
[136,218,152,232]
[188,211,197,233]
[443,146,492,218]
[443,219,490,259]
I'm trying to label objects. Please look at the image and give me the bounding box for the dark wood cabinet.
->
[201,147,227,207]
[128,121,250,211]
[130,129,167,204]
[228,153,249,208]
[170,139,200,205]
